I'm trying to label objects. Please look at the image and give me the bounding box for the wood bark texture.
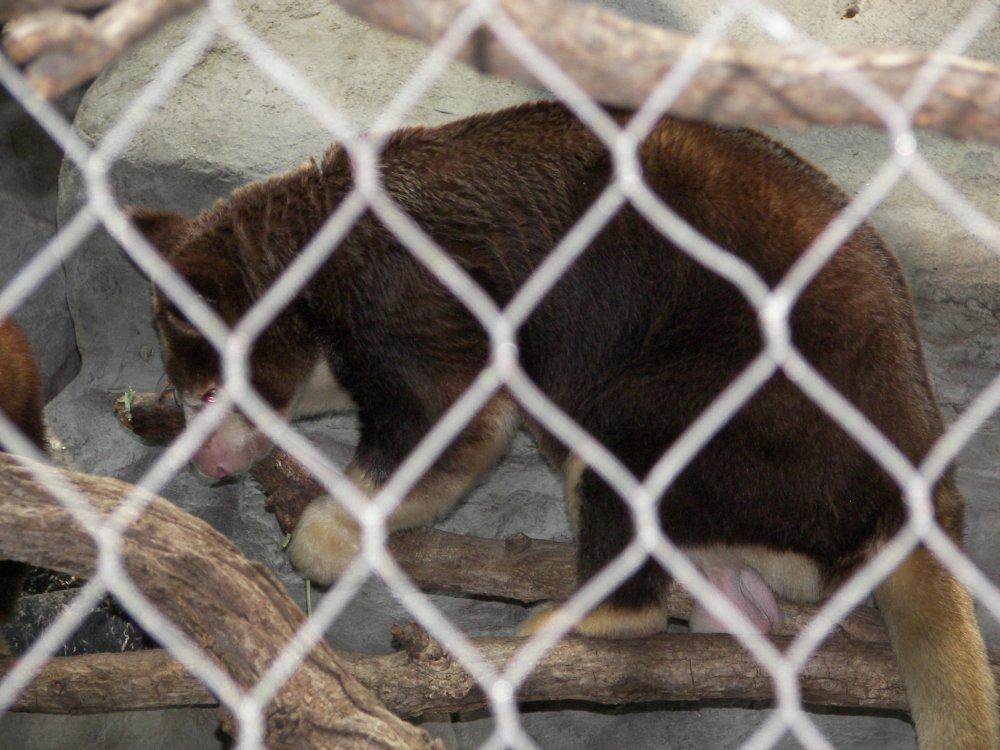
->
[2,0,203,97]
[0,398,995,725]
[0,452,442,750]
[335,0,1000,146]
[1,626,947,718]
[3,0,1000,150]
[18,622,987,717]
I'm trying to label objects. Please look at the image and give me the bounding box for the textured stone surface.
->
[1,0,998,748]
[0,88,81,399]
[0,709,222,750]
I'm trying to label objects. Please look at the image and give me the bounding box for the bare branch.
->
[0,626,917,716]
[2,447,998,722]
[116,388,185,443]
[2,650,216,712]
[0,0,109,22]
[373,623,912,715]
[2,0,203,98]
[386,527,893,643]
[10,619,1000,718]
[7,0,1000,148]
[0,454,442,750]
[332,0,1000,146]
[115,391,891,644]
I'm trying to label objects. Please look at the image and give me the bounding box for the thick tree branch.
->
[0,624,931,716]
[2,0,202,98]
[3,439,999,722]
[372,623,913,715]
[2,624,940,717]
[2,649,216,712]
[5,0,1000,149]
[114,390,892,643]
[0,0,109,20]
[0,453,441,750]
[336,0,1000,146]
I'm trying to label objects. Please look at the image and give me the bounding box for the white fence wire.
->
[1,0,1000,748]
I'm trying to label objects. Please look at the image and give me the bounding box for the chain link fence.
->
[1,0,1000,748]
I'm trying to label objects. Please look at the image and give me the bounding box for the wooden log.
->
[332,0,1000,146]
[16,622,993,718]
[2,452,998,723]
[0,0,110,22]
[2,0,203,98]
[13,618,1000,718]
[113,390,891,643]
[2,649,215,712]
[5,0,1000,152]
[0,453,441,750]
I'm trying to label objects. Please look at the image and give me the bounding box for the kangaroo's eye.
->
[202,388,218,404]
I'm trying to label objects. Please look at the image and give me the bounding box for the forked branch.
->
[0,453,441,750]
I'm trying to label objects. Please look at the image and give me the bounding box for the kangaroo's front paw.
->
[288,497,361,585]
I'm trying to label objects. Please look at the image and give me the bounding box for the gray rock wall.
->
[1,1,999,748]
[0,88,81,399]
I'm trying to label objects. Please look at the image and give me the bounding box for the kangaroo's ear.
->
[153,253,245,331]
[127,207,192,253]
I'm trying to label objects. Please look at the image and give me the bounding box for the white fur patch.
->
[289,359,356,418]
[288,496,362,584]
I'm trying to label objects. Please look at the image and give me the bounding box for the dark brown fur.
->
[0,318,47,640]
[133,101,997,748]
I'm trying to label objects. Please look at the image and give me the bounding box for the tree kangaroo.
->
[131,101,998,748]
